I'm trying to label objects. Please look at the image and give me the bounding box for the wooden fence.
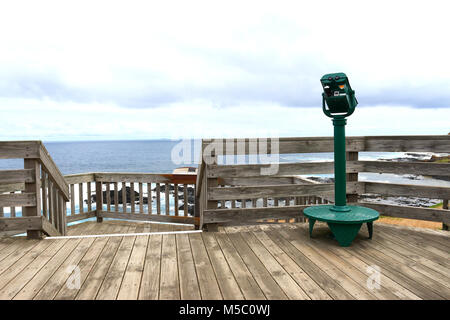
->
[0,141,69,238]
[198,135,450,230]
[64,173,197,225]
[1,135,449,237]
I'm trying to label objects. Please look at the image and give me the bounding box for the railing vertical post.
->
[443,199,449,231]
[60,193,67,235]
[346,151,359,204]
[23,159,43,239]
[95,180,103,223]
[206,150,219,231]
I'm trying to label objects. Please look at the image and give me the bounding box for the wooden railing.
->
[0,141,69,238]
[2,135,448,237]
[64,172,198,226]
[198,135,450,230]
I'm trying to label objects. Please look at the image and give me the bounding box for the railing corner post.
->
[23,158,43,239]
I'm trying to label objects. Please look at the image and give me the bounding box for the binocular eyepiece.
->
[320,72,358,118]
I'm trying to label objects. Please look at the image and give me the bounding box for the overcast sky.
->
[1,0,449,141]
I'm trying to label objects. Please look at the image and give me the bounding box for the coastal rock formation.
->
[88,186,145,205]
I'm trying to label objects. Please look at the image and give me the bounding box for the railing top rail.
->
[201,135,450,154]
[92,172,197,184]
[38,142,69,200]
[0,141,41,159]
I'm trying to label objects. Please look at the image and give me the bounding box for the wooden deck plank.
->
[214,233,266,300]
[377,224,450,254]
[0,238,16,253]
[355,237,450,298]
[226,232,287,300]
[176,233,201,300]
[264,228,354,300]
[239,231,310,299]
[377,227,450,267]
[13,237,84,299]
[340,234,446,300]
[0,239,54,294]
[96,226,138,300]
[0,238,69,299]
[159,234,180,300]
[138,232,162,300]
[116,233,149,300]
[374,229,450,280]
[284,226,400,300]
[378,226,450,261]
[54,224,120,300]
[202,232,244,300]
[286,225,421,300]
[33,224,109,300]
[275,226,377,300]
[0,240,40,277]
[189,233,222,299]
[251,229,332,300]
[0,239,38,265]
[75,225,130,300]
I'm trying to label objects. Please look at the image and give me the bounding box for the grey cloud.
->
[0,58,448,109]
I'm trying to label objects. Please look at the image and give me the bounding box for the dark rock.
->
[179,203,195,215]
[89,186,144,205]
[306,176,334,184]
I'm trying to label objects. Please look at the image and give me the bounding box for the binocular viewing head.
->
[320,72,358,118]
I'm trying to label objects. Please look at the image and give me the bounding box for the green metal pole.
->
[332,116,349,211]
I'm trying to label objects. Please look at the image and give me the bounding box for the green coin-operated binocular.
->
[302,72,379,247]
[321,72,358,118]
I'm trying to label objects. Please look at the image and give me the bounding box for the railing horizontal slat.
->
[0,216,43,231]
[361,161,450,176]
[0,183,24,193]
[203,205,308,224]
[98,211,196,224]
[64,173,95,184]
[0,192,37,207]
[202,135,450,154]
[364,181,450,199]
[0,169,35,184]
[208,182,362,200]
[359,202,447,223]
[94,173,196,184]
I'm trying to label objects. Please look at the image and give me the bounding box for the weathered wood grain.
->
[208,182,361,200]
[0,169,35,184]
[203,205,307,224]
[364,181,450,199]
[0,192,36,207]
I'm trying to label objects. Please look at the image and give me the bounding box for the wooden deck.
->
[0,220,449,300]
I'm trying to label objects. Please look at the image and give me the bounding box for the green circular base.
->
[303,205,380,247]
[303,205,379,224]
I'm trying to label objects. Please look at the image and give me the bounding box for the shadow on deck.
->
[0,220,448,300]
